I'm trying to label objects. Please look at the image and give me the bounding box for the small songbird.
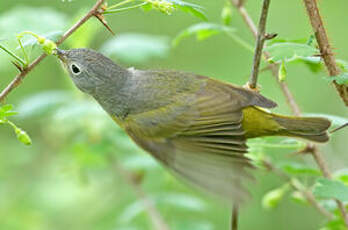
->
[56,48,330,202]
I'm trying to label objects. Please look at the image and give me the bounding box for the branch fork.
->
[232,0,348,227]
[248,0,272,89]
[0,0,109,102]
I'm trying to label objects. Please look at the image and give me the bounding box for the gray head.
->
[56,48,127,95]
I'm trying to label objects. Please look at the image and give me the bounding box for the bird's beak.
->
[55,48,67,63]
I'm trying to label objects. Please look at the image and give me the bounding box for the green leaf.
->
[1,104,13,112]
[142,2,153,11]
[278,60,287,82]
[313,178,348,202]
[17,91,72,118]
[336,59,348,72]
[280,162,321,176]
[306,34,315,46]
[15,127,32,145]
[101,33,170,64]
[0,104,18,119]
[262,183,289,210]
[265,42,318,62]
[0,105,30,145]
[326,72,348,85]
[334,169,348,186]
[0,7,67,39]
[321,218,348,230]
[169,0,207,20]
[293,56,322,73]
[221,1,233,25]
[173,23,235,46]
[118,200,145,223]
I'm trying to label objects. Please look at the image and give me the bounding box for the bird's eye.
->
[70,63,81,75]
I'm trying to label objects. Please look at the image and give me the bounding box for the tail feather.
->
[272,116,331,143]
[242,107,331,143]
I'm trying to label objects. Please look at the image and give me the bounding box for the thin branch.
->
[248,0,271,89]
[231,0,257,36]
[230,0,301,115]
[310,145,348,226]
[330,122,348,134]
[293,184,335,220]
[262,160,334,220]
[231,203,239,230]
[231,1,269,227]
[303,0,348,225]
[231,0,346,223]
[303,0,348,107]
[0,0,106,102]
[109,157,170,230]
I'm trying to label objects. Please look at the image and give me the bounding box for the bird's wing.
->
[123,77,276,139]
[122,78,276,202]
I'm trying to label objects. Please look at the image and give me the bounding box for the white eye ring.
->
[70,63,81,75]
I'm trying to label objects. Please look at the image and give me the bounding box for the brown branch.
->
[303,0,348,107]
[231,0,347,224]
[248,0,271,89]
[109,157,170,230]
[0,0,106,102]
[231,203,239,230]
[263,160,334,220]
[231,0,258,36]
[230,0,301,115]
[303,0,348,225]
[309,145,348,226]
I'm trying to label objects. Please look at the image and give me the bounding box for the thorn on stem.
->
[264,33,277,40]
[94,11,115,35]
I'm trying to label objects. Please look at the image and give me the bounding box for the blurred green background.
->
[0,0,347,229]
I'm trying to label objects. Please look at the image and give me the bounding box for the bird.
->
[56,48,331,202]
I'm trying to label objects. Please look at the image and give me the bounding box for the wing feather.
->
[121,76,276,202]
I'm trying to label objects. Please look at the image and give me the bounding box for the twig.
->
[310,145,348,227]
[330,122,348,134]
[230,0,301,115]
[0,0,106,102]
[109,156,170,230]
[231,0,257,36]
[231,1,271,227]
[303,0,348,225]
[231,0,346,224]
[303,0,348,107]
[248,0,271,89]
[231,203,239,230]
[262,160,334,220]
